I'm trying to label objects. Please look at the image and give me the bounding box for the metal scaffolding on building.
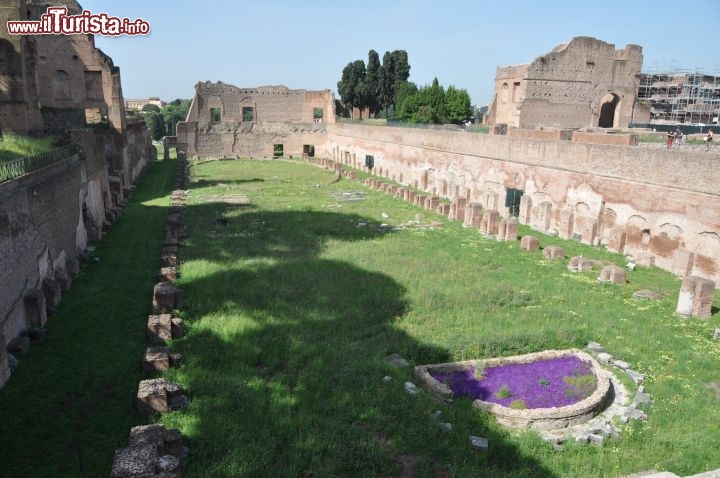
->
[637,67,720,125]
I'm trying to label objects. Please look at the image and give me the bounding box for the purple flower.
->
[431,355,595,409]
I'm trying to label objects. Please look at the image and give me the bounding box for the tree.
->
[160,99,190,136]
[337,60,367,119]
[144,112,165,141]
[379,50,411,117]
[445,86,472,123]
[141,103,160,113]
[365,50,381,117]
[393,81,418,121]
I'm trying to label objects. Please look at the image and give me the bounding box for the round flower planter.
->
[414,349,613,430]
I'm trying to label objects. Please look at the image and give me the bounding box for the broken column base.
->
[136,378,188,415]
[110,424,185,478]
[142,346,183,374]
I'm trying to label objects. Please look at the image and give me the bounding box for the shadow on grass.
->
[168,204,558,477]
[0,158,177,477]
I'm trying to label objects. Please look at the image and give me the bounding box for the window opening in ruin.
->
[501,83,509,103]
[242,107,254,122]
[303,145,315,157]
[273,144,283,157]
[641,229,651,245]
[210,108,221,122]
[84,107,106,126]
[84,71,102,101]
[505,188,524,217]
[365,155,374,170]
[512,82,521,103]
[313,108,324,122]
[598,93,620,128]
[53,70,71,100]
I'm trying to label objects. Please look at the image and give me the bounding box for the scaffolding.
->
[637,67,720,125]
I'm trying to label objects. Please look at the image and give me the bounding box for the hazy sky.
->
[77,0,720,105]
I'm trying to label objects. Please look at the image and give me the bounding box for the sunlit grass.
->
[157,158,718,477]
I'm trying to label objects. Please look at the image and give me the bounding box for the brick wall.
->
[323,123,720,284]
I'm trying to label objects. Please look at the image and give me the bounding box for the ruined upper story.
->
[185,81,335,127]
[0,0,126,134]
[489,37,643,130]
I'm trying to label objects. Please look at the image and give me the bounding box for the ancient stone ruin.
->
[676,276,715,318]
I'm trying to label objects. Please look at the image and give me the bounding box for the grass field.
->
[157,158,719,477]
[0,156,718,477]
[0,157,174,477]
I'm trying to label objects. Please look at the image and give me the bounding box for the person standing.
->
[706,129,714,151]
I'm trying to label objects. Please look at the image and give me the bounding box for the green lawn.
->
[1,156,718,477]
[0,157,174,477]
[157,158,718,477]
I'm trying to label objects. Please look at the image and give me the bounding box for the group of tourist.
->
[665,128,713,150]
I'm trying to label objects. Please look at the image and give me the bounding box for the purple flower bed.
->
[430,355,596,409]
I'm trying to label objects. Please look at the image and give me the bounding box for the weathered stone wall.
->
[489,37,643,130]
[0,125,154,389]
[186,82,335,127]
[0,0,44,133]
[323,123,720,284]
[0,0,128,135]
[179,82,334,158]
[0,155,82,387]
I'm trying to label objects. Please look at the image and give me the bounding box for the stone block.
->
[158,267,178,283]
[568,256,593,272]
[520,235,540,251]
[143,346,171,373]
[598,265,626,284]
[673,249,695,277]
[543,246,565,260]
[425,196,439,211]
[23,289,47,328]
[464,202,483,227]
[496,220,507,240]
[676,276,715,318]
[152,282,182,314]
[469,435,489,451]
[450,197,466,221]
[481,210,500,236]
[110,445,157,477]
[503,218,518,242]
[136,378,186,415]
[137,379,169,414]
[518,195,532,224]
[605,227,626,254]
[7,336,30,357]
[160,253,178,267]
[147,314,173,343]
[0,336,9,388]
[42,277,61,308]
[112,424,185,478]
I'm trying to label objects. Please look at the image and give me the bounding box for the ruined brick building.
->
[488,37,644,130]
[0,0,154,388]
[176,81,334,158]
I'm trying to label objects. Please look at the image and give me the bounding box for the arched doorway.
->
[598,93,620,128]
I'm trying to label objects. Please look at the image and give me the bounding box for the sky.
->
[77,0,720,106]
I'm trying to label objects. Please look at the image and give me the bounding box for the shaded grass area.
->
[158,159,719,477]
[0,158,175,477]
